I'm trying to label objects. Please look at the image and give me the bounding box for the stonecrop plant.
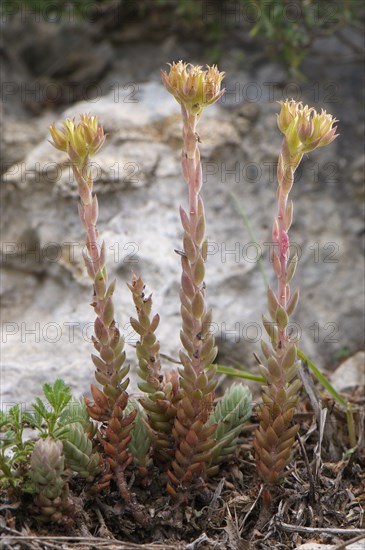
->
[253,100,338,503]
[0,62,340,530]
[37,62,251,524]
[161,62,227,495]
[0,380,100,524]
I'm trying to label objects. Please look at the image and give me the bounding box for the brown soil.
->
[1,386,364,550]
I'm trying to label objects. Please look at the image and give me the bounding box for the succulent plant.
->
[162,62,226,495]
[30,437,74,523]
[60,423,100,481]
[49,117,145,525]
[207,383,252,475]
[253,101,338,500]
[128,273,182,462]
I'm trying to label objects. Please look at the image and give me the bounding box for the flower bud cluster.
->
[277,100,338,155]
[161,61,225,116]
[49,114,105,166]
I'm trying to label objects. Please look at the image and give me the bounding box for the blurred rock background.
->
[1,0,364,408]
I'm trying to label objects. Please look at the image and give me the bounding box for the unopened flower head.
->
[277,99,299,134]
[49,114,106,165]
[305,108,339,151]
[277,100,338,155]
[161,61,225,116]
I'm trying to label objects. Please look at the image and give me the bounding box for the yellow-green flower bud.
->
[161,61,225,116]
[277,99,297,133]
[277,100,338,155]
[48,124,69,152]
[297,110,314,143]
[285,117,301,155]
[49,114,106,165]
[306,108,338,151]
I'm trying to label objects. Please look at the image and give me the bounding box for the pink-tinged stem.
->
[180,106,208,375]
[276,187,289,356]
[167,106,217,495]
[182,110,201,225]
[277,191,289,307]
[71,158,126,404]
[76,161,101,274]
[253,137,302,492]
[275,143,301,354]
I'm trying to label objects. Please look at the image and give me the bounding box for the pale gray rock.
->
[330,351,365,392]
[62,82,180,131]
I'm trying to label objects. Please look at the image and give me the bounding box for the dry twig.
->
[277,522,365,536]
